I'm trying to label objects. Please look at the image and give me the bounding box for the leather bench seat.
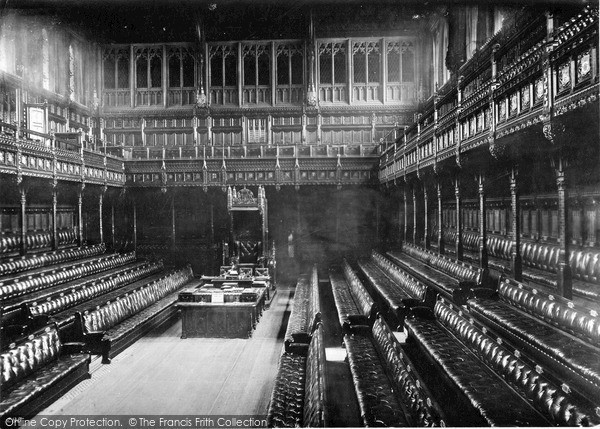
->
[102,289,182,360]
[284,266,321,353]
[302,324,327,427]
[386,251,469,304]
[0,324,90,418]
[467,278,600,400]
[329,262,376,332]
[0,244,105,277]
[371,251,429,302]
[267,325,326,428]
[444,230,600,300]
[329,269,367,331]
[344,333,409,427]
[401,242,483,285]
[267,352,307,427]
[405,305,551,426]
[358,259,420,331]
[2,260,156,320]
[438,297,600,426]
[78,267,193,362]
[0,252,135,301]
[371,316,445,427]
[28,262,161,319]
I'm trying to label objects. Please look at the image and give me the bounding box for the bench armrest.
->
[407,306,436,320]
[468,288,498,300]
[62,341,88,354]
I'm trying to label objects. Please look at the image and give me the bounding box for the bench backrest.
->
[29,262,162,318]
[402,242,482,285]
[371,251,427,301]
[303,324,327,427]
[0,252,136,301]
[342,259,376,320]
[371,316,445,427]
[1,325,61,391]
[442,230,600,285]
[310,265,322,331]
[83,267,192,333]
[435,297,600,426]
[0,244,106,277]
[497,277,600,347]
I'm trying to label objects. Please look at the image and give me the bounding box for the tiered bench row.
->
[386,242,488,305]
[357,250,432,330]
[283,265,321,353]
[327,246,600,427]
[438,229,600,300]
[0,245,196,421]
[328,260,445,427]
[268,266,327,427]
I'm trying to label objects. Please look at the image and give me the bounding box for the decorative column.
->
[171,192,176,249]
[52,185,58,250]
[19,184,27,255]
[477,173,488,269]
[437,179,444,254]
[77,184,85,246]
[455,175,463,260]
[132,198,138,252]
[423,183,430,249]
[412,184,418,244]
[555,156,572,299]
[510,168,522,280]
[111,203,115,249]
[403,185,408,243]
[99,188,105,244]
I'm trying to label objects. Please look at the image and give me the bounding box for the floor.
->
[37,272,363,425]
[39,287,293,416]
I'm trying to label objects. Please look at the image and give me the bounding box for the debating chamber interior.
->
[0,0,599,426]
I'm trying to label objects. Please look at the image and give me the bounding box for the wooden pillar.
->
[403,186,408,243]
[132,198,138,252]
[555,157,572,299]
[99,190,104,244]
[478,173,488,269]
[412,185,417,244]
[77,185,84,246]
[210,203,215,245]
[423,184,430,249]
[171,192,176,248]
[510,168,522,280]
[19,184,27,256]
[455,176,463,260]
[52,186,58,250]
[111,203,115,250]
[437,179,444,254]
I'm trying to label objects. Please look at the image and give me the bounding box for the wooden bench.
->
[405,297,600,426]
[387,242,486,304]
[329,260,377,333]
[0,252,136,301]
[467,276,600,402]
[267,324,327,427]
[68,266,193,363]
[358,250,432,330]
[0,324,90,420]
[344,315,445,427]
[0,244,105,277]
[284,265,321,353]
[443,229,600,301]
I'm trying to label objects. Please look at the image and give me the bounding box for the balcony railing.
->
[379,6,599,183]
[116,143,379,161]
